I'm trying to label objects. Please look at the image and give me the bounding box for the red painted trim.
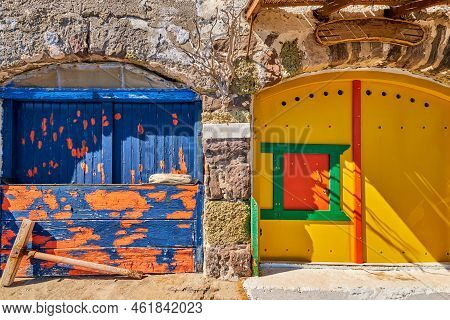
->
[352,80,364,264]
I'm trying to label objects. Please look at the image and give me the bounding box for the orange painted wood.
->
[352,80,363,264]
[283,153,330,210]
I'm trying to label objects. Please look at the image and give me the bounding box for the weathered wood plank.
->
[1,185,200,220]
[1,219,195,249]
[1,247,195,276]
[315,18,425,47]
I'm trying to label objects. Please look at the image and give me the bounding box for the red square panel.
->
[283,153,330,210]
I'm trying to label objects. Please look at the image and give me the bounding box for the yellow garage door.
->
[253,71,449,263]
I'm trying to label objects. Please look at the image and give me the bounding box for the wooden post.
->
[1,219,35,287]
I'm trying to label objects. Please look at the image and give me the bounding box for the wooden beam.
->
[245,0,263,20]
[244,0,409,20]
[313,0,354,22]
[385,0,447,18]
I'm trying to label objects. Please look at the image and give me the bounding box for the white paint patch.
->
[202,123,251,139]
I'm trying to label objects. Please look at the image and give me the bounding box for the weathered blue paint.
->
[3,100,202,183]
[194,188,204,272]
[1,219,195,249]
[0,185,200,221]
[0,88,200,103]
[0,184,204,275]
[0,87,204,276]
[0,99,13,180]
[113,102,201,182]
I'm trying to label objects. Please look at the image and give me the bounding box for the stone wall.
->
[0,0,448,279]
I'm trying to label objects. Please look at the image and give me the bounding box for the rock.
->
[204,200,250,246]
[203,139,250,167]
[203,139,251,200]
[205,164,250,200]
[148,173,193,185]
[205,244,252,279]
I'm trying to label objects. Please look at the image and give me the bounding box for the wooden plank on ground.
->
[1,247,194,276]
[315,17,425,46]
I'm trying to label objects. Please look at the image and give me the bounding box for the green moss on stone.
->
[204,200,250,246]
[231,57,260,95]
[280,39,303,76]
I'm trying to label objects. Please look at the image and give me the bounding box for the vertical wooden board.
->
[1,99,14,180]
[194,185,204,272]
[102,102,113,184]
[131,103,140,184]
[193,101,203,182]
[112,102,123,184]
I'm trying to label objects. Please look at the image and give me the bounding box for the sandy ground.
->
[0,274,248,300]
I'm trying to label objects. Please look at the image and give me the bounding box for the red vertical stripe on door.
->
[353,80,363,264]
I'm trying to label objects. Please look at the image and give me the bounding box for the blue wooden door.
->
[112,102,202,184]
[13,101,110,184]
[11,100,201,184]
[1,94,204,276]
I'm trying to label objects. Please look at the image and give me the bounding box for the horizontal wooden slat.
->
[1,185,200,221]
[0,88,200,103]
[1,220,195,249]
[0,247,194,276]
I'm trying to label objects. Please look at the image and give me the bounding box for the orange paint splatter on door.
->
[80,162,89,173]
[130,170,136,184]
[53,132,58,142]
[41,118,47,133]
[59,126,64,135]
[37,141,42,149]
[66,138,73,150]
[102,115,109,127]
[172,113,179,126]
[114,113,121,120]
[90,117,96,126]
[137,123,144,135]
[29,130,35,144]
[49,113,54,126]
[83,120,88,130]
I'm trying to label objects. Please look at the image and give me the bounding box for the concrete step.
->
[243,263,450,300]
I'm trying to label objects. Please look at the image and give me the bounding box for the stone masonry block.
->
[204,244,252,279]
[204,200,250,246]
